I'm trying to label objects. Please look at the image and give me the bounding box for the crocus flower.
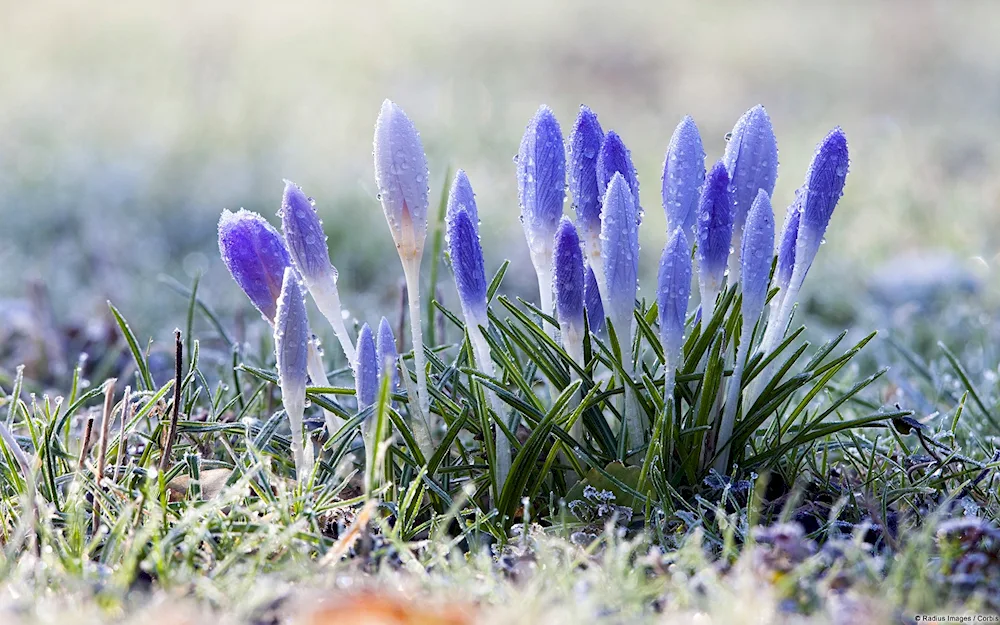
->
[657,228,692,406]
[596,130,640,209]
[752,129,849,407]
[553,216,587,442]
[447,206,488,326]
[274,267,313,479]
[354,323,378,412]
[373,99,432,427]
[280,180,356,363]
[448,174,510,490]
[355,322,380,491]
[448,169,478,226]
[600,172,639,336]
[792,127,849,286]
[696,161,735,320]
[723,106,778,238]
[715,189,775,474]
[600,171,643,449]
[375,100,430,262]
[218,209,291,323]
[775,193,802,301]
[553,217,586,357]
[219,208,341,436]
[740,190,776,322]
[517,105,566,322]
[376,316,398,394]
[662,116,706,236]
[568,105,604,268]
[584,264,605,337]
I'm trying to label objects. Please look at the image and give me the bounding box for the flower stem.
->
[469,322,511,496]
[402,260,431,424]
[309,274,356,364]
[306,339,344,438]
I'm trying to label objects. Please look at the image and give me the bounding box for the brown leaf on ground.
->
[300,592,475,625]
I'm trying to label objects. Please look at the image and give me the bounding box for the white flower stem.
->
[749,283,799,404]
[285,395,312,482]
[714,327,751,475]
[563,328,586,442]
[402,260,431,423]
[306,340,344,438]
[308,274,356,364]
[468,322,512,494]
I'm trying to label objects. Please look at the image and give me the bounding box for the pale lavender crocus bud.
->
[600,171,644,450]
[596,130,640,210]
[354,323,378,413]
[376,316,398,394]
[274,267,313,479]
[584,264,605,338]
[696,161,735,319]
[553,217,585,353]
[374,100,432,431]
[447,206,488,326]
[657,228,692,406]
[600,172,639,335]
[518,105,566,320]
[448,169,478,226]
[662,116,706,236]
[752,128,849,407]
[791,127,849,288]
[775,193,802,297]
[723,105,778,236]
[280,180,356,363]
[568,105,604,250]
[374,99,430,262]
[740,189,776,324]
[218,209,291,323]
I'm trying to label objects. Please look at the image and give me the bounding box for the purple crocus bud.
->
[775,193,802,295]
[553,217,585,344]
[448,169,478,226]
[657,228,692,367]
[279,180,356,363]
[723,105,778,236]
[568,105,604,239]
[518,105,566,315]
[280,180,336,285]
[447,205,488,325]
[661,116,706,236]
[792,128,849,286]
[376,316,398,394]
[354,323,378,412]
[374,99,430,261]
[218,209,290,323]
[740,189,775,323]
[596,130,640,213]
[274,267,311,476]
[696,161,735,313]
[600,172,639,335]
[584,264,605,337]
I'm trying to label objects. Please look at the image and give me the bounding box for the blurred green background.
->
[2,1,999,379]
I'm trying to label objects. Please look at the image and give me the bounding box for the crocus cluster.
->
[218,98,848,492]
[512,103,847,463]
